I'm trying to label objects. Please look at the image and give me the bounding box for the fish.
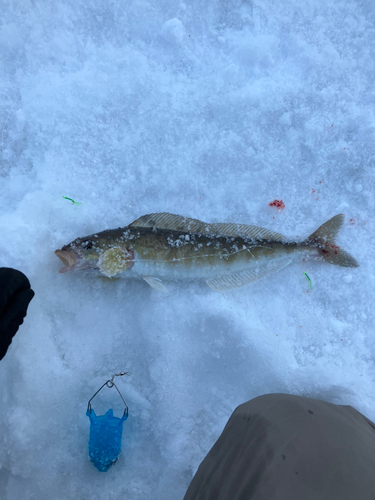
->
[54,212,359,292]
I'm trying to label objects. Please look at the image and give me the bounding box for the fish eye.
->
[82,240,93,250]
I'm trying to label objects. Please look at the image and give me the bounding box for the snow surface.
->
[1,0,375,498]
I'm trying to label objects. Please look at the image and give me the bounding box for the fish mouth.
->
[55,249,80,273]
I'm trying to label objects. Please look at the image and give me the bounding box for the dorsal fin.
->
[207,222,285,241]
[129,213,209,233]
[129,213,285,241]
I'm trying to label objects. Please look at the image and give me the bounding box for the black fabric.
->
[184,393,375,500]
[0,267,34,361]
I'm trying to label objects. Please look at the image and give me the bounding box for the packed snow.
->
[1,0,374,498]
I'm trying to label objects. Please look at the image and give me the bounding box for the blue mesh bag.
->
[86,372,129,472]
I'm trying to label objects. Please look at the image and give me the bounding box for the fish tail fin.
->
[307,214,359,268]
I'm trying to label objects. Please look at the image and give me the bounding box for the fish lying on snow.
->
[55,213,359,292]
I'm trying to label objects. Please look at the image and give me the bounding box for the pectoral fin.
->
[206,259,293,292]
[98,247,134,278]
[143,276,168,293]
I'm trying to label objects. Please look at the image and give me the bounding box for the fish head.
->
[55,232,134,276]
[55,236,103,273]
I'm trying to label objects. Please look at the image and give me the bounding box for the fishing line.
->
[56,245,277,274]
[33,269,66,287]
[115,245,271,265]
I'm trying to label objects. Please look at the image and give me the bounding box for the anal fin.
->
[206,259,293,292]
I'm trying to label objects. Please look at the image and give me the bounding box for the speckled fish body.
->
[55,212,358,291]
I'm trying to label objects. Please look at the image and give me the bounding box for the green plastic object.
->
[86,372,129,472]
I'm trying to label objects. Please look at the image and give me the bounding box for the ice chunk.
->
[161,18,185,44]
